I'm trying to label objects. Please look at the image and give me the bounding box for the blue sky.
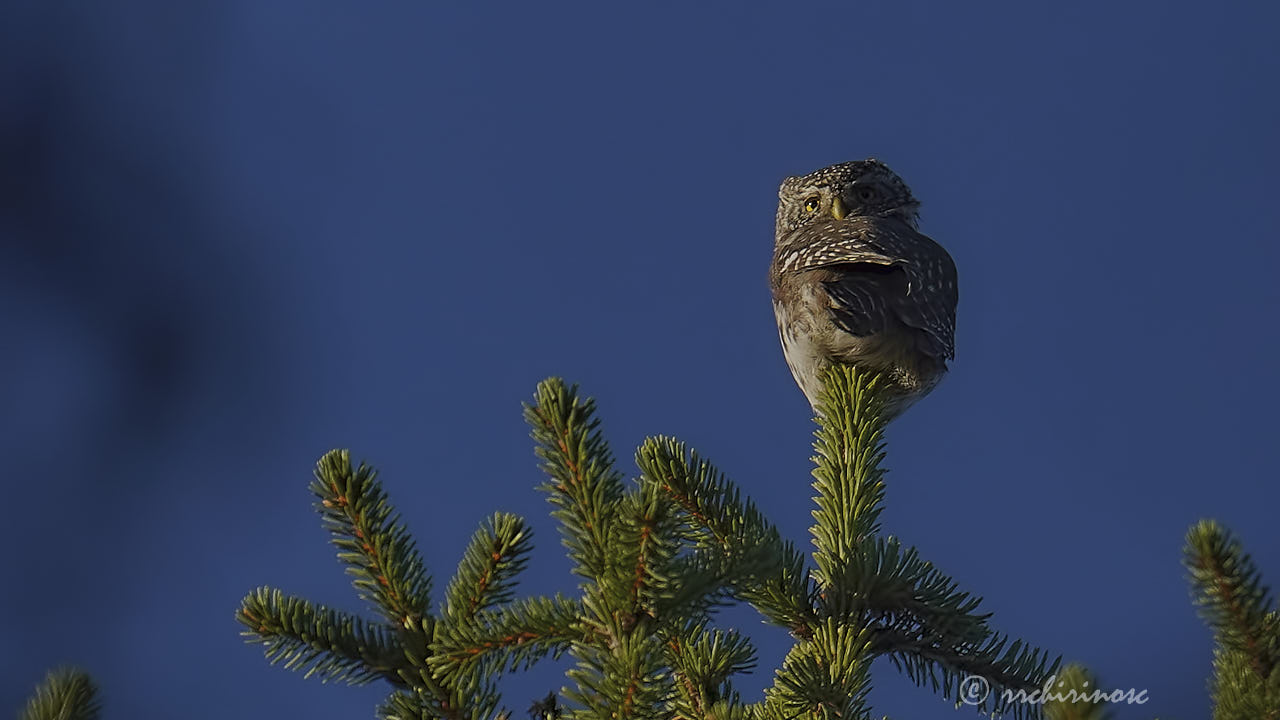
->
[2,2,1278,718]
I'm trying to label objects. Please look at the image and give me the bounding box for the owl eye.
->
[853,185,878,203]
[803,197,820,213]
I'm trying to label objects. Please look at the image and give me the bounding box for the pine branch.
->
[312,449,432,626]
[525,378,626,583]
[379,690,431,720]
[1207,640,1280,720]
[825,535,989,643]
[878,629,1058,719]
[759,619,873,720]
[1185,520,1280,719]
[19,668,100,720]
[805,366,1057,717]
[664,624,756,718]
[564,626,672,720]
[636,436,811,630]
[747,543,824,639]
[1185,520,1279,679]
[377,684,503,720]
[656,548,761,626]
[237,586,407,686]
[430,594,585,683]
[613,483,683,620]
[443,513,534,624]
[813,531,1060,711]
[808,366,887,592]
[637,437,790,565]
[391,614,503,720]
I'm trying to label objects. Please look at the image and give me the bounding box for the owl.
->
[770,159,957,420]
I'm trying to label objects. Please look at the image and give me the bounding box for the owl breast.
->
[772,272,946,419]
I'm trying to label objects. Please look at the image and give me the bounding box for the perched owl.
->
[770,159,957,420]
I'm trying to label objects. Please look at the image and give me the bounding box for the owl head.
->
[775,159,920,238]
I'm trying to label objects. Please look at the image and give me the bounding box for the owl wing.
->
[789,217,957,360]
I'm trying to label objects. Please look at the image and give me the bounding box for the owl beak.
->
[829,196,848,220]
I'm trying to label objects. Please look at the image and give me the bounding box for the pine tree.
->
[17,369,1280,718]
[233,367,1055,718]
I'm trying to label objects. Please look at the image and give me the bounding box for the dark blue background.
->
[3,3,1277,718]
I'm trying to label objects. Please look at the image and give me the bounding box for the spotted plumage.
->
[770,159,957,420]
